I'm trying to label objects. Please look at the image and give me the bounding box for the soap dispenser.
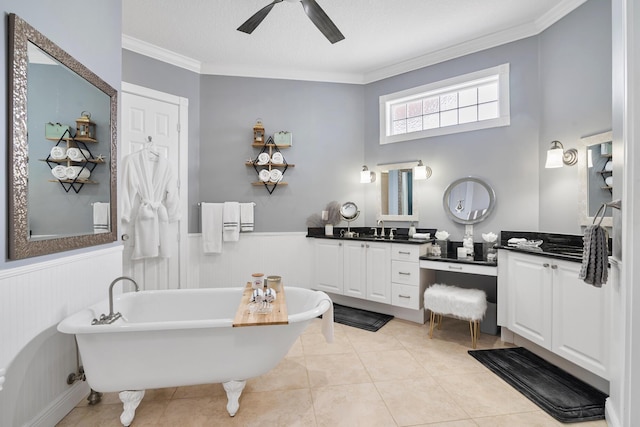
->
[408,222,416,238]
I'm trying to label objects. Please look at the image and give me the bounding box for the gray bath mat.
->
[468,347,607,423]
[332,303,393,332]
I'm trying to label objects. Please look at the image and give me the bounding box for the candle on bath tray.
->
[233,281,288,327]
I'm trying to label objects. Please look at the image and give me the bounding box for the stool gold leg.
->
[429,311,435,338]
[469,320,480,349]
[437,314,442,330]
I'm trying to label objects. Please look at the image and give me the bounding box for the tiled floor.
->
[57,317,609,426]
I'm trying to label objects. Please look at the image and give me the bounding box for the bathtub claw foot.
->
[118,390,145,426]
[222,380,246,416]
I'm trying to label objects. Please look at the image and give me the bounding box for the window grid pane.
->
[386,72,503,137]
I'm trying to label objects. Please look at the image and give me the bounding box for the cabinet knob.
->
[361,243,365,248]
[551,264,558,269]
[543,263,550,268]
[121,234,129,241]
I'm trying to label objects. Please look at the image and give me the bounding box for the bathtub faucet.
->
[92,276,140,325]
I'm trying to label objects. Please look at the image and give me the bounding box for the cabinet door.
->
[507,252,553,349]
[366,242,392,304]
[343,241,367,299]
[314,240,343,294]
[551,260,610,378]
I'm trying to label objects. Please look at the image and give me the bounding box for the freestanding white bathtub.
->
[58,286,333,426]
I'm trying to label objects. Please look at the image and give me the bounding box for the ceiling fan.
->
[237,0,345,44]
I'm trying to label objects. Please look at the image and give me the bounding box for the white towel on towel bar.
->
[93,202,110,233]
[223,202,240,242]
[240,202,254,232]
[201,203,223,254]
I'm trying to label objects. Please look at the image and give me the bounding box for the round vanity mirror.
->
[340,201,359,221]
[443,177,496,224]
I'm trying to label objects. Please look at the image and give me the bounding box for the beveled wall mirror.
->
[8,14,117,259]
[377,162,419,221]
[578,131,613,227]
[443,176,495,224]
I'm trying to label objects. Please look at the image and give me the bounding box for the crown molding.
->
[122,35,201,74]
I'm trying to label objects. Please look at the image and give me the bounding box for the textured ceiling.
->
[122,0,587,83]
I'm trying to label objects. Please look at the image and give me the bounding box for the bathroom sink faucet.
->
[377,219,385,237]
[92,276,140,325]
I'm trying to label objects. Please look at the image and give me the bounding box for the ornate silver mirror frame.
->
[8,14,118,259]
[443,176,496,225]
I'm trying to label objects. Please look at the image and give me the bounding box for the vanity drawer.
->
[391,244,420,261]
[392,283,421,309]
[392,260,420,285]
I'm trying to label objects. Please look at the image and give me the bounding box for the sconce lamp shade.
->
[414,160,432,180]
[545,140,578,168]
[360,165,375,183]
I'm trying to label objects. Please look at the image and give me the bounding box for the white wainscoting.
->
[0,245,122,427]
[187,232,314,289]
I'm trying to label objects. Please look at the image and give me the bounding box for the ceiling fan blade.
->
[300,0,345,44]
[237,0,283,34]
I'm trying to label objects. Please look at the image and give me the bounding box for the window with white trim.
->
[379,64,510,144]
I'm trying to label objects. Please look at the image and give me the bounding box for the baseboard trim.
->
[605,397,621,427]
[27,381,89,427]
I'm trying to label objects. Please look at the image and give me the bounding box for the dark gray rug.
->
[332,303,393,332]
[468,347,607,423]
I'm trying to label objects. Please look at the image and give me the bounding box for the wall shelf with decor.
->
[42,114,104,193]
[246,121,294,194]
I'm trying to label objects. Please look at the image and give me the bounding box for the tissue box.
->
[45,123,71,139]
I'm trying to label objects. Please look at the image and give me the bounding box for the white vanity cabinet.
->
[314,239,344,294]
[391,243,428,309]
[500,250,610,379]
[314,239,391,303]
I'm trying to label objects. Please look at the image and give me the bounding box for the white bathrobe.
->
[121,149,180,259]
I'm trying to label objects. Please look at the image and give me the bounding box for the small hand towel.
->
[51,165,68,179]
[579,225,609,287]
[65,166,90,180]
[412,233,430,240]
[66,147,90,161]
[93,202,110,233]
[50,146,67,160]
[223,201,240,242]
[201,202,223,254]
[240,203,254,232]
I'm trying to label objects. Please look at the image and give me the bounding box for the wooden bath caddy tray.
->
[233,282,288,327]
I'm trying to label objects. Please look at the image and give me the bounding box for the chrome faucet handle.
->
[389,228,396,239]
[371,227,378,237]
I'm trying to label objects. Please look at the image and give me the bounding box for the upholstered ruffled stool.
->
[424,284,487,348]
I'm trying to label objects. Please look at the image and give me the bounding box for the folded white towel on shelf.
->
[51,165,67,179]
[240,202,254,232]
[50,146,67,160]
[66,147,90,161]
[223,201,240,242]
[93,202,110,233]
[65,166,90,180]
[201,202,223,254]
[412,233,430,240]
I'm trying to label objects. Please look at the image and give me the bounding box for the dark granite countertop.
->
[496,231,602,264]
[419,240,498,266]
[306,227,437,245]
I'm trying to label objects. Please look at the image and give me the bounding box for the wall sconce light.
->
[414,160,432,180]
[545,140,578,168]
[360,165,376,183]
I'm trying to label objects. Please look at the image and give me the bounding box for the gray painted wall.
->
[122,1,610,240]
[1,2,122,267]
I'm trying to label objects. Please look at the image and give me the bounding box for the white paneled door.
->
[120,83,188,290]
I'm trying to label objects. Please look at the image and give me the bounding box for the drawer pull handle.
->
[398,251,411,255]
[398,294,411,299]
[448,265,463,270]
[399,272,411,276]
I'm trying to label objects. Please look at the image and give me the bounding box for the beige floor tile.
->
[474,410,566,426]
[55,403,128,427]
[409,342,490,377]
[151,396,232,427]
[301,330,355,356]
[231,389,316,426]
[375,377,470,426]
[358,348,429,381]
[345,326,405,353]
[172,383,227,399]
[142,387,177,401]
[312,383,396,427]
[305,352,371,387]
[412,420,479,427]
[286,337,304,357]
[435,372,539,418]
[245,356,309,392]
